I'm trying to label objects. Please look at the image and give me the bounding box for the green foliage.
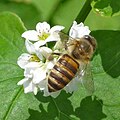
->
[0,1,41,29]
[0,0,120,120]
[92,0,120,16]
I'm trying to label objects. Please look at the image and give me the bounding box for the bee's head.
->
[83,35,97,51]
[71,35,97,61]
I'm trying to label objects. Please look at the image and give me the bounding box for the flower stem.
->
[75,0,93,23]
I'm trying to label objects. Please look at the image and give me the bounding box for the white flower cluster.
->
[17,21,90,97]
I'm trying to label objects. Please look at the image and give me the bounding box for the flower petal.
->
[32,67,47,84]
[17,53,31,69]
[25,62,41,68]
[24,62,41,77]
[36,22,50,34]
[46,61,54,70]
[17,78,28,85]
[25,40,36,54]
[23,80,34,93]
[40,47,52,59]
[34,41,46,49]
[33,87,38,95]
[69,21,90,38]
[38,79,47,91]
[50,25,65,34]
[71,21,77,27]
[22,30,39,41]
[17,77,38,94]
[45,33,60,43]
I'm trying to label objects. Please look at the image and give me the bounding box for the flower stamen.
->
[39,32,50,40]
[29,54,40,62]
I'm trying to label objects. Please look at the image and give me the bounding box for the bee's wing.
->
[78,63,94,95]
[58,32,72,42]
[58,32,75,50]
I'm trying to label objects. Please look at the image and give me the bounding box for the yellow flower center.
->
[39,32,50,40]
[29,54,40,62]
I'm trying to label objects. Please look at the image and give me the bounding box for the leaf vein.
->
[0,62,19,67]
[106,56,120,73]
[0,33,25,53]
[0,76,23,83]
[3,87,23,120]
[51,98,73,120]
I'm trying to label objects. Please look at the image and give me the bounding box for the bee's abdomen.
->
[48,54,79,92]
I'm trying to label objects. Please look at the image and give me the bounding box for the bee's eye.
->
[84,35,92,41]
[83,35,97,51]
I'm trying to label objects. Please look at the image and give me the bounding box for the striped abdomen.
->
[48,54,79,92]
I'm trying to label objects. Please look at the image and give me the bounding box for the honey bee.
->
[47,32,97,93]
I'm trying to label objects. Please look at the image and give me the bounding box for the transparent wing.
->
[78,62,94,95]
[58,32,75,50]
[53,32,68,51]
[48,32,70,60]
[58,32,71,42]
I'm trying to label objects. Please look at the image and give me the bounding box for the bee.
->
[47,32,97,93]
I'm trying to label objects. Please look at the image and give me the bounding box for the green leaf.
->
[92,0,120,16]
[0,12,40,120]
[31,0,59,21]
[0,1,41,29]
[85,10,120,31]
[91,30,120,119]
[92,30,120,77]
[46,0,86,33]
[0,12,120,120]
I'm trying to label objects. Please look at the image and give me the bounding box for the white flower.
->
[17,40,42,69]
[17,58,56,95]
[17,62,41,95]
[22,22,65,47]
[17,40,53,69]
[32,61,54,85]
[17,39,56,95]
[17,55,55,95]
[69,21,90,38]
